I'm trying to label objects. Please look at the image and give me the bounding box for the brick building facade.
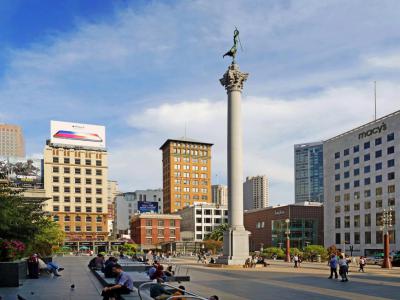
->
[244,202,324,251]
[130,214,181,249]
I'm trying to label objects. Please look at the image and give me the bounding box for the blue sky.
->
[1,0,400,204]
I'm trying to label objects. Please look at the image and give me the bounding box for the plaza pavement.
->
[0,256,399,300]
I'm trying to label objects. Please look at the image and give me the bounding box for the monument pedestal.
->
[217,228,250,265]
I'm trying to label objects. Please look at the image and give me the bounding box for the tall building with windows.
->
[160,138,213,213]
[324,111,399,256]
[294,142,324,203]
[107,180,119,235]
[0,124,25,157]
[43,121,108,241]
[211,184,228,206]
[243,175,269,210]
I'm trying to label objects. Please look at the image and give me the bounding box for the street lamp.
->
[285,218,291,262]
[381,207,393,269]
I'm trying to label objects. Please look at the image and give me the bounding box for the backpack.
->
[88,257,97,268]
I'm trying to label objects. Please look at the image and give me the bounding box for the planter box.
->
[0,260,27,287]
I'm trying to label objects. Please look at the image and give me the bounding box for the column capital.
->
[220,63,249,92]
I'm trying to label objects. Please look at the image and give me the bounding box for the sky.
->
[1,0,400,205]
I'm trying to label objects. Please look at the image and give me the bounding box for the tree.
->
[28,220,65,256]
[0,185,46,243]
[203,240,223,254]
[263,247,285,259]
[121,243,138,256]
[303,245,328,261]
[204,223,228,241]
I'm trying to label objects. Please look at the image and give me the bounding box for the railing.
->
[138,282,207,300]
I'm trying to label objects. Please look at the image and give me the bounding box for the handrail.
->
[137,281,207,300]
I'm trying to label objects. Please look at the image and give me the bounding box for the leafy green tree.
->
[203,240,223,254]
[290,247,303,257]
[27,220,65,256]
[263,247,285,259]
[121,243,138,256]
[204,223,228,241]
[0,185,46,243]
[303,245,328,261]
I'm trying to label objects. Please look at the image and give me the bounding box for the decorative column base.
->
[217,228,250,265]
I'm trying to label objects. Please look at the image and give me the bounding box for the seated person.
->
[164,265,174,277]
[39,259,64,277]
[103,257,118,278]
[150,279,172,300]
[101,264,133,300]
[171,285,186,300]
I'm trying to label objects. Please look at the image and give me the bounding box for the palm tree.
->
[204,223,229,241]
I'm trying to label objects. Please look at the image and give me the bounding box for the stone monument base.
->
[216,228,250,265]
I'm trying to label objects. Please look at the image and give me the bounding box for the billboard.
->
[138,201,159,213]
[0,157,43,187]
[50,120,106,149]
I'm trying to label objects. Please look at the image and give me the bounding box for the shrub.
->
[0,239,26,262]
[263,247,285,259]
[290,248,303,257]
[303,245,328,261]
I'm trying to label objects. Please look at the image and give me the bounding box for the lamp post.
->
[381,207,393,269]
[285,218,291,262]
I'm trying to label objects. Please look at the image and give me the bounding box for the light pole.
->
[285,218,291,262]
[381,207,393,269]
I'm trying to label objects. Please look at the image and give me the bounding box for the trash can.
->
[27,255,39,279]
[317,255,321,263]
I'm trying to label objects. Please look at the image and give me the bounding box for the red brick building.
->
[130,214,181,249]
[244,202,323,251]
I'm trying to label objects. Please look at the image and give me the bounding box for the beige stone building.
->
[0,124,25,157]
[160,138,213,213]
[211,184,228,206]
[43,142,109,241]
[107,180,119,235]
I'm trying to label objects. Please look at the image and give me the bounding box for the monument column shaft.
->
[227,88,244,229]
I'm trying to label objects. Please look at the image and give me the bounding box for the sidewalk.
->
[0,256,103,300]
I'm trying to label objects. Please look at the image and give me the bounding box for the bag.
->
[88,257,96,268]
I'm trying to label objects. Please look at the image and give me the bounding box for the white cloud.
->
[109,81,400,204]
[365,53,400,69]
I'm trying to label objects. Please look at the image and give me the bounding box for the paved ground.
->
[1,256,399,300]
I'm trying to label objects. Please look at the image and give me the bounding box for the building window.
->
[97,226,102,232]
[364,201,371,209]
[375,175,382,183]
[388,172,395,180]
[75,206,81,212]
[64,187,70,193]
[86,188,92,194]
[75,216,81,221]
[64,158,70,164]
[335,185,340,192]
[64,196,70,202]
[53,186,59,193]
[354,191,360,200]
[335,152,340,159]
[96,207,102,213]
[376,231,383,244]
[53,166,59,173]
[64,215,70,222]
[53,157,59,163]
[75,187,81,194]
[345,232,350,244]
[64,226,70,232]
[353,145,359,153]
[364,141,370,149]
[146,220,152,226]
[75,168,81,174]
[53,215,59,222]
[145,229,152,236]
[364,165,370,173]
[364,178,370,185]
[354,168,360,176]
[344,205,350,212]
[344,216,350,228]
[96,188,102,195]
[64,167,70,174]
[53,205,59,211]
[96,198,102,204]
[335,217,341,229]
[86,207,92,213]
[375,150,382,158]
[75,158,81,164]
[376,162,382,171]
[354,232,360,244]
[344,171,350,178]
[53,176,59,183]
[388,159,395,168]
[170,219,176,226]
[365,232,371,244]
[85,159,91,166]
[53,196,59,202]
[387,146,395,155]
[75,178,81,184]
[335,233,341,244]
[64,206,70,212]
[344,160,350,167]
[344,182,350,189]
[353,157,359,164]
[387,132,394,142]
[335,206,341,213]
[335,195,340,202]
[96,160,102,166]
[158,220,164,227]
[86,216,92,222]
[86,169,91,175]
[96,179,102,185]
[388,185,395,193]
[354,203,360,211]
[96,216,102,222]
[96,169,102,176]
[344,193,350,201]
[335,163,340,170]
[354,215,360,227]
[364,154,370,162]
[86,178,92,185]
[354,180,360,187]
[344,148,350,156]
[76,226,81,232]
[64,177,70,183]
[376,199,383,208]
[157,229,164,236]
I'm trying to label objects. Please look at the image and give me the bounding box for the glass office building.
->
[294,142,324,203]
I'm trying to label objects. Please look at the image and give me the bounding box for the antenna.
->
[374,81,377,121]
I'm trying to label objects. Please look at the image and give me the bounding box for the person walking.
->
[338,255,349,282]
[293,255,299,268]
[328,254,338,279]
[359,256,366,272]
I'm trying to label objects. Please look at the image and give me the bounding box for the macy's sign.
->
[358,123,387,139]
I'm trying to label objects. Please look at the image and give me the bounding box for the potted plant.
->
[0,239,27,287]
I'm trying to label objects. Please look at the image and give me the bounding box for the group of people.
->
[328,254,359,282]
[244,255,268,268]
